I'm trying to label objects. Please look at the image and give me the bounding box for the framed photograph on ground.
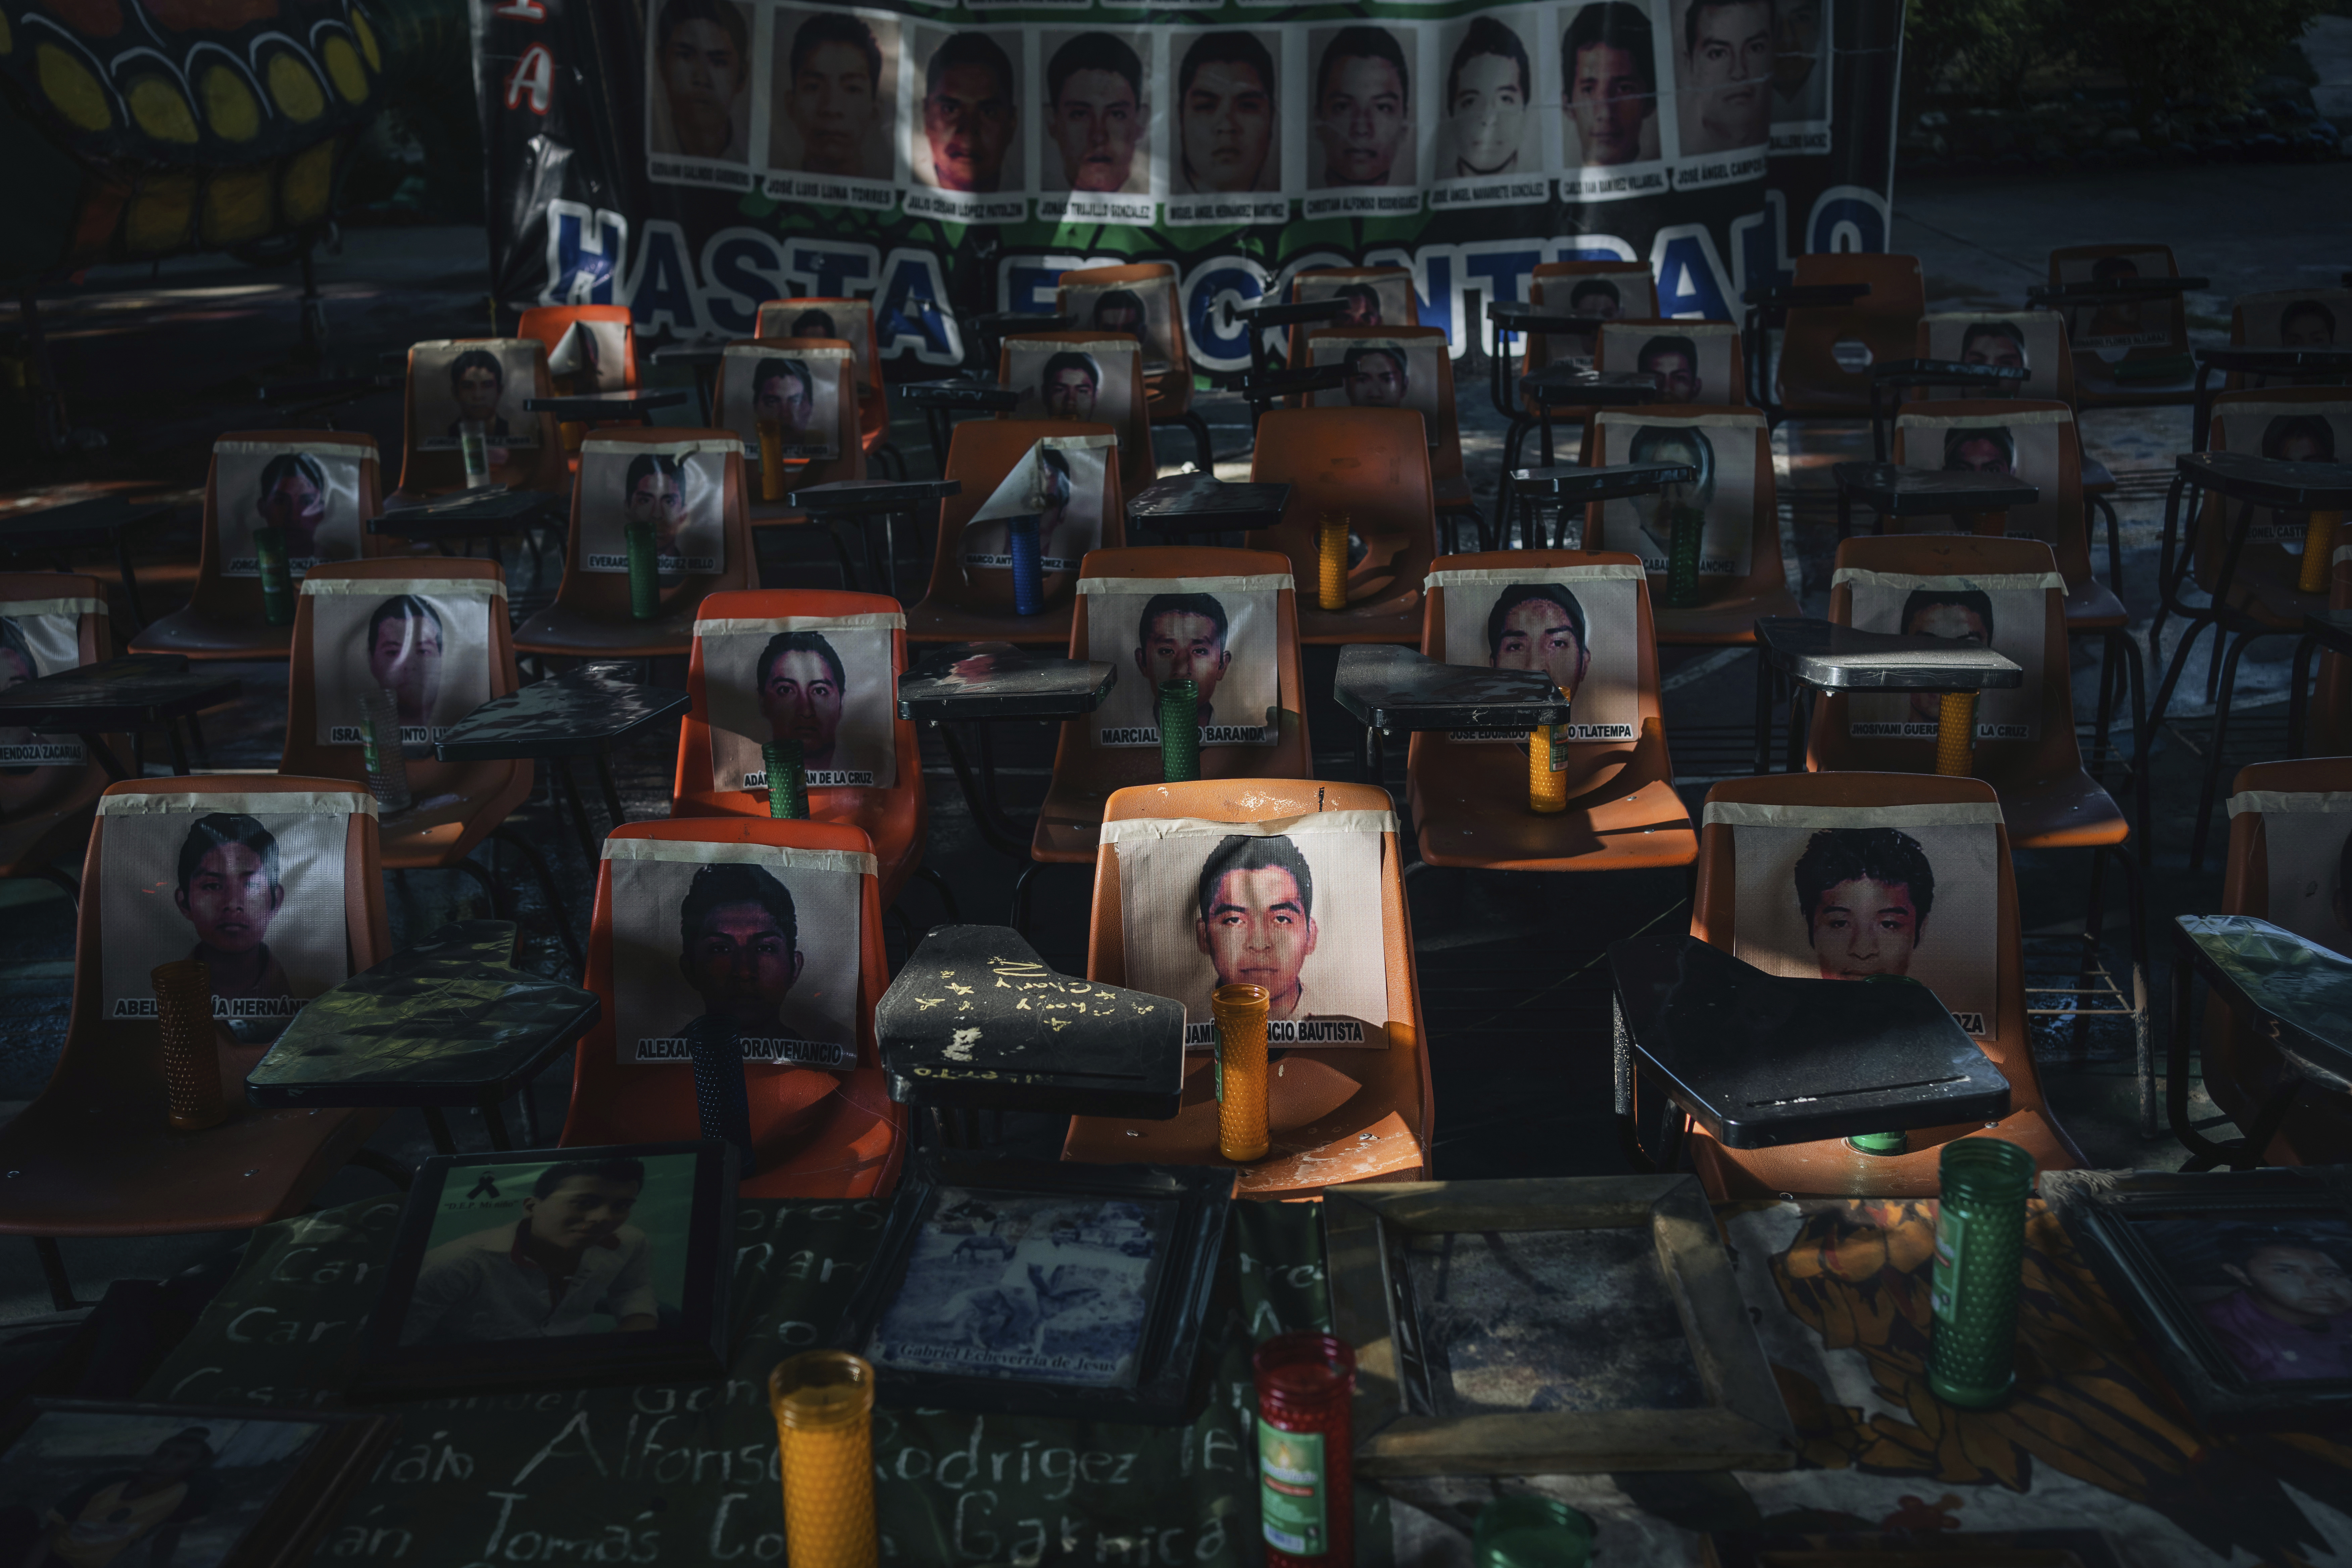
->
[829,1153,1233,1424]
[348,1140,737,1400]
[1324,1173,1794,1474]
[2047,1166,2352,1431]
[0,1400,394,1568]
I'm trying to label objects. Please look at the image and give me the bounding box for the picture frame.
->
[828,1153,1234,1425]
[2045,1166,2352,1431]
[0,1399,395,1568]
[1324,1174,1795,1475]
[348,1139,737,1401]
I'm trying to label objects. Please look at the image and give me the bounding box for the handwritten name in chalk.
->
[115,995,305,1019]
[635,1035,849,1067]
[1183,1018,1368,1048]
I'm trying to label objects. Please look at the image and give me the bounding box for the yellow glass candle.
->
[559,419,588,453]
[1316,512,1348,611]
[153,960,227,1131]
[1213,983,1271,1163]
[769,1352,877,1568]
[1934,691,1977,777]
[2300,510,2342,594]
[758,419,785,501]
[1528,684,1571,813]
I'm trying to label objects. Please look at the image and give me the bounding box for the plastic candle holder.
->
[2301,510,2342,594]
[1926,1135,2036,1409]
[252,526,295,627]
[1254,1333,1356,1568]
[1213,982,1271,1163]
[1316,512,1349,611]
[459,418,491,487]
[1159,678,1200,783]
[356,686,412,814]
[625,519,660,622]
[764,739,810,819]
[1663,503,1706,608]
[1471,1496,1594,1568]
[153,960,226,1131]
[1008,513,1045,616]
[1527,689,1570,814]
[1933,691,1977,777]
[682,1014,754,1167]
[769,1351,878,1568]
[758,420,785,501]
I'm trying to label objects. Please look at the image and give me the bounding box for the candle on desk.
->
[1927,1136,2035,1409]
[1159,679,1200,783]
[252,526,294,628]
[1316,512,1349,611]
[1528,687,1570,814]
[769,1351,877,1568]
[625,519,660,622]
[1254,1333,1356,1568]
[1213,982,1270,1163]
[758,420,785,502]
[1933,691,1977,777]
[764,739,809,819]
[153,960,226,1131]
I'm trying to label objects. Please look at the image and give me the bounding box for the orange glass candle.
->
[758,420,785,501]
[1213,982,1271,1163]
[153,960,227,1131]
[769,1352,877,1568]
[2301,511,2341,594]
[1316,512,1348,611]
[1934,691,1977,777]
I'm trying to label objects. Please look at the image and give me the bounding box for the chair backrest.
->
[712,339,866,491]
[2220,758,2352,956]
[1530,260,1658,370]
[1288,266,1417,367]
[2228,288,2352,391]
[2198,385,2352,588]
[676,589,918,811]
[0,573,113,820]
[1247,407,1437,629]
[1597,320,1747,407]
[997,330,1155,499]
[195,433,385,621]
[1585,406,1785,604]
[282,559,519,794]
[1059,263,1190,384]
[1816,534,2080,784]
[1913,311,2074,405]
[2046,243,2189,387]
[1774,253,1926,413]
[397,339,566,496]
[1693,771,2041,1105]
[551,429,757,626]
[922,419,1125,616]
[1303,325,1465,481]
[2316,545,2352,757]
[517,304,638,394]
[1891,398,2092,583]
[754,300,881,397]
[1049,547,1312,803]
[565,815,904,1195]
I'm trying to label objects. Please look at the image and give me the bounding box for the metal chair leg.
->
[492,825,584,970]
[35,864,78,904]
[2291,630,2321,755]
[347,1146,414,1190]
[453,853,505,921]
[913,863,962,924]
[1011,860,1042,935]
[1179,410,1215,471]
[2191,629,2267,873]
[32,1236,76,1312]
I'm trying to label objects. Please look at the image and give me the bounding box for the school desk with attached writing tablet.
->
[2166,915,2352,1173]
[1125,475,1293,541]
[1867,356,2031,458]
[896,640,1116,869]
[789,477,959,600]
[1332,643,1569,787]
[1831,461,2039,541]
[0,653,240,779]
[1751,614,2024,777]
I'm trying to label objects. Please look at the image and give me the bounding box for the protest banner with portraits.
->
[646,0,753,180]
[1555,0,1668,200]
[1103,808,1393,1048]
[0,594,96,769]
[1894,407,2067,548]
[1919,311,2067,403]
[697,611,901,791]
[1593,409,1759,579]
[579,437,734,575]
[410,340,541,451]
[1431,8,1548,211]
[1428,564,1642,741]
[718,344,848,463]
[1597,321,1739,405]
[1078,574,1284,749]
[1062,280,1178,368]
[1166,27,1290,227]
[1035,29,1161,226]
[961,433,1115,579]
[1837,567,2057,743]
[764,7,903,211]
[754,301,872,380]
[1667,0,1771,186]
[212,439,365,578]
[303,579,500,749]
[2215,399,2352,548]
[546,317,632,392]
[97,790,356,1034]
[1306,335,1445,446]
[1301,22,1427,218]
[1708,797,2001,1038]
[602,836,867,1066]
[901,24,1029,222]
[1766,0,1830,153]
[2228,789,2352,958]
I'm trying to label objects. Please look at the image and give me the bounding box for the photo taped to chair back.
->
[1306,336,1445,448]
[698,614,899,791]
[719,345,848,464]
[306,581,498,749]
[753,302,873,378]
[2252,798,2352,959]
[1920,312,2067,402]
[1895,410,2066,548]
[546,318,632,393]
[1841,570,2050,743]
[1430,566,1641,741]
[1062,280,1178,371]
[2216,401,2352,549]
[411,340,540,452]
[579,438,733,577]
[1079,575,1282,749]
[1597,322,1739,405]
[0,598,94,769]
[962,435,1114,580]
[212,440,365,578]
[1594,411,1759,579]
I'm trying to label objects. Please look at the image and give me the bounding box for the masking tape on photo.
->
[1005,338,1142,358]
[214,437,375,460]
[580,435,742,459]
[2335,542,2352,567]
[1830,569,2066,593]
[98,789,377,819]
[1307,335,1420,357]
[727,343,853,362]
[1599,320,1739,342]
[695,612,905,635]
[1701,800,2005,830]
[1894,407,2072,430]
[1099,809,1398,846]
[1033,432,1118,452]
[1078,575,1294,597]
[0,597,107,619]
[299,577,506,602]
[1594,408,1766,432]
[2228,790,2352,818]
[600,837,877,878]
[1426,565,1647,589]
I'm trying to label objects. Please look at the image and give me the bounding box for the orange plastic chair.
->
[514,428,760,663]
[0,775,392,1307]
[1059,262,1215,471]
[671,588,930,910]
[132,432,385,661]
[1494,259,1662,477]
[1677,772,2085,1199]
[391,338,569,502]
[1596,320,1747,407]
[1061,778,1433,1197]
[1584,405,1802,644]
[1768,252,1926,418]
[2183,384,2351,634]
[0,574,116,893]
[2048,243,2193,406]
[754,299,891,461]
[2300,546,2352,758]
[996,329,1158,503]
[904,419,1126,647]
[2224,287,2352,394]
[558,816,907,1199]
[1301,325,1484,552]
[519,304,640,393]
[1247,406,1436,644]
[1287,265,1419,371]
[1913,311,2075,406]
[1408,550,1695,872]
[712,338,868,528]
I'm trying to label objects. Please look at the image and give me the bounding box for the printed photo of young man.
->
[445,350,510,441]
[782,13,883,178]
[174,813,291,1002]
[1791,826,1935,981]
[402,1158,659,1344]
[1135,592,1231,727]
[752,357,817,437]
[1044,33,1148,194]
[755,630,846,774]
[1960,320,2028,372]
[1561,1,1657,167]
[254,452,330,561]
[1677,0,1774,155]
[1941,426,2018,477]
[920,32,1017,193]
[676,861,808,1042]
[1193,834,1319,1020]
[652,0,750,162]
[2198,1225,2352,1382]
[1334,283,1385,327]
[1040,351,1102,420]
[1445,17,1532,179]
[1342,344,1410,408]
[1313,26,1413,187]
[366,595,445,730]
[624,452,693,562]
[1637,334,1702,401]
[1486,582,1592,696]
[1177,31,1278,194]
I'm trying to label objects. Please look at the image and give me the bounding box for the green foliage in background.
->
[341,0,483,222]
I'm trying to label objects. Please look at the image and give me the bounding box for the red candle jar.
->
[1253,1332,1356,1568]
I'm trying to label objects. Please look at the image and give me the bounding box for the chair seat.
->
[560,1064,904,1199]
[1295,595,1426,645]
[2214,552,2326,631]
[373,763,533,868]
[674,782,923,904]
[903,596,1077,646]
[1689,1107,2080,1200]
[1434,476,1477,512]
[1030,714,1310,863]
[0,766,106,878]
[1063,1052,1427,1198]
[514,601,701,660]
[2063,575,2129,629]
[1990,765,2129,850]
[1650,582,1804,645]
[129,607,293,662]
[2080,457,2117,495]
[1409,729,1696,872]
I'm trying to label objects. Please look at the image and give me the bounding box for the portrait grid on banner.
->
[754,302,872,376]
[2218,402,2352,549]
[2054,249,2179,356]
[1595,411,1759,579]
[1301,22,1427,218]
[1431,566,1641,742]
[2236,289,2352,353]
[1719,805,2001,1038]
[1554,0,1669,200]
[1062,281,1178,369]
[98,793,353,1035]
[304,580,498,749]
[0,599,93,769]
[1291,272,1416,333]
[698,614,900,791]
[646,0,756,188]
[403,1147,699,1345]
[1307,335,1444,447]
[719,345,847,463]
[1007,339,1140,448]
[1165,26,1290,228]
[578,439,732,576]
[1839,569,2052,743]
[1667,0,1773,188]
[1598,322,1738,405]
[1920,312,2066,403]
[212,440,365,578]
[962,435,1114,577]
[764,6,903,211]
[546,318,631,392]
[2122,1212,2352,1387]
[1766,0,1830,152]
[1896,409,2067,549]
[1035,29,1160,226]
[410,341,540,451]
[866,1186,1177,1388]
[603,839,865,1067]
[1430,6,1550,211]
[1534,268,1658,362]
[901,23,1029,223]
[2242,793,2352,958]
[1108,810,1391,1048]
[1080,575,1283,749]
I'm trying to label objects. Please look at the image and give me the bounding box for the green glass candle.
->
[625,519,659,621]
[1473,1497,1593,1568]
[765,739,808,820]
[1664,502,1706,608]
[1927,1136,2036,1409]
[1159,679,1199,783]
[253,525,294,627]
